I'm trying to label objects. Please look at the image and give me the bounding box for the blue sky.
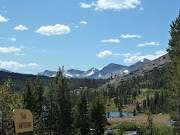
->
[0,0,179,74]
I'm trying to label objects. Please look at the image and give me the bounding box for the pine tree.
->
[147,95,150,109]
[133,109,136,116]
[23,77,33,111]
[74,90,89,135]
[33,75,44,117]
[143,113,156,135]
[54,67,73,135]
[45,80,55,135]
[90,94,106,135]
[136,102,140,112]
[166,13,180,134]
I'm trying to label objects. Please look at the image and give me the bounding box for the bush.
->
[115,122,138,131]
[155,125,173,135]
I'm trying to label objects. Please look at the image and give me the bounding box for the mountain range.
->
[0,54,171,91]
[106,54,171,86]
[40,58,151,79]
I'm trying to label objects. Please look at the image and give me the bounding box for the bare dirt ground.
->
[107,113,170,126]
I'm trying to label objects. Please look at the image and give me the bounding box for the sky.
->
[0,0,180,74]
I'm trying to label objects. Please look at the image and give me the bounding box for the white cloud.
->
[155,50,166,55]
[0,14,9,22]
[0,60,26,69]
[138,42,160,47]
[0,37,16,41]
[14,25,28,31]
[80,2,92,8]
[0,46,22,53]
[97,51,132,58]
[101,39,120,43]
[75,26,78,28]
[0,60,38,69]
[97,50,112,58]
[28,63,38,67]
[121,34,141,38]
[124,50,167,63]
[80,21,88,24]
[9,38,16,41]
[139,7,144,10]
[81,0,141,11]
[113,53,131,57]
[35,24,70,36]
[15,53,25,56]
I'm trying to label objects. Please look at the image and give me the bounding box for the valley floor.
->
[107,113,170,126]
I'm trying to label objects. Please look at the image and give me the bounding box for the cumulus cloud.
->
[0,37,16,41]
[14,25,28,31]
[9,38,16,41]
[80,21,88,24]
[97,49,167,63]
[80,2,92,8]
[0,46,23,53]
[81,0,141,11]
[124,50,167,63]
[35,24,70,36]
[0,14,9,22]
[28,63,38,67]
[101,39,120,43]
[97,51,132,58]
[97,50,112,58]
[121,34,141,38]
[0,60,26,69]
[138,42,160,47]
[0,60,38,69]
[114,53,131,57]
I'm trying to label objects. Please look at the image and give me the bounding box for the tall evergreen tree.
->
[23,77,33,111]
[74,90,89,135]
[45,80,55,135]
[90,94,106,135]
[54,67,73,135]
[33,75,45,135]
[136,102,140,112]
[167,13,180,134]
[33,75,44,117]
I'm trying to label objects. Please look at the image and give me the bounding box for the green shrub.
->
[115,122,138,131]
[155,125,173,135]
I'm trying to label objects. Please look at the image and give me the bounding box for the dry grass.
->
[107,113,170,126]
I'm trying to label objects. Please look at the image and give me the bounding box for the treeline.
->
[0,68,107,135]
[136,91,168,114]
[0,70,108,91]
[68,78,109,90]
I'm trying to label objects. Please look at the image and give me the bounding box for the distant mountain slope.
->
[66,69,84,78]
[126,58,151,71]
[107,54,171,86]
[80,68,99,78]
[105,58,151,79]
[39,60,152,79]
[40,70,57,77]
[89,63,127,78]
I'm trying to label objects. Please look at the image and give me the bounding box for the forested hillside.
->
[0,71,108,91]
